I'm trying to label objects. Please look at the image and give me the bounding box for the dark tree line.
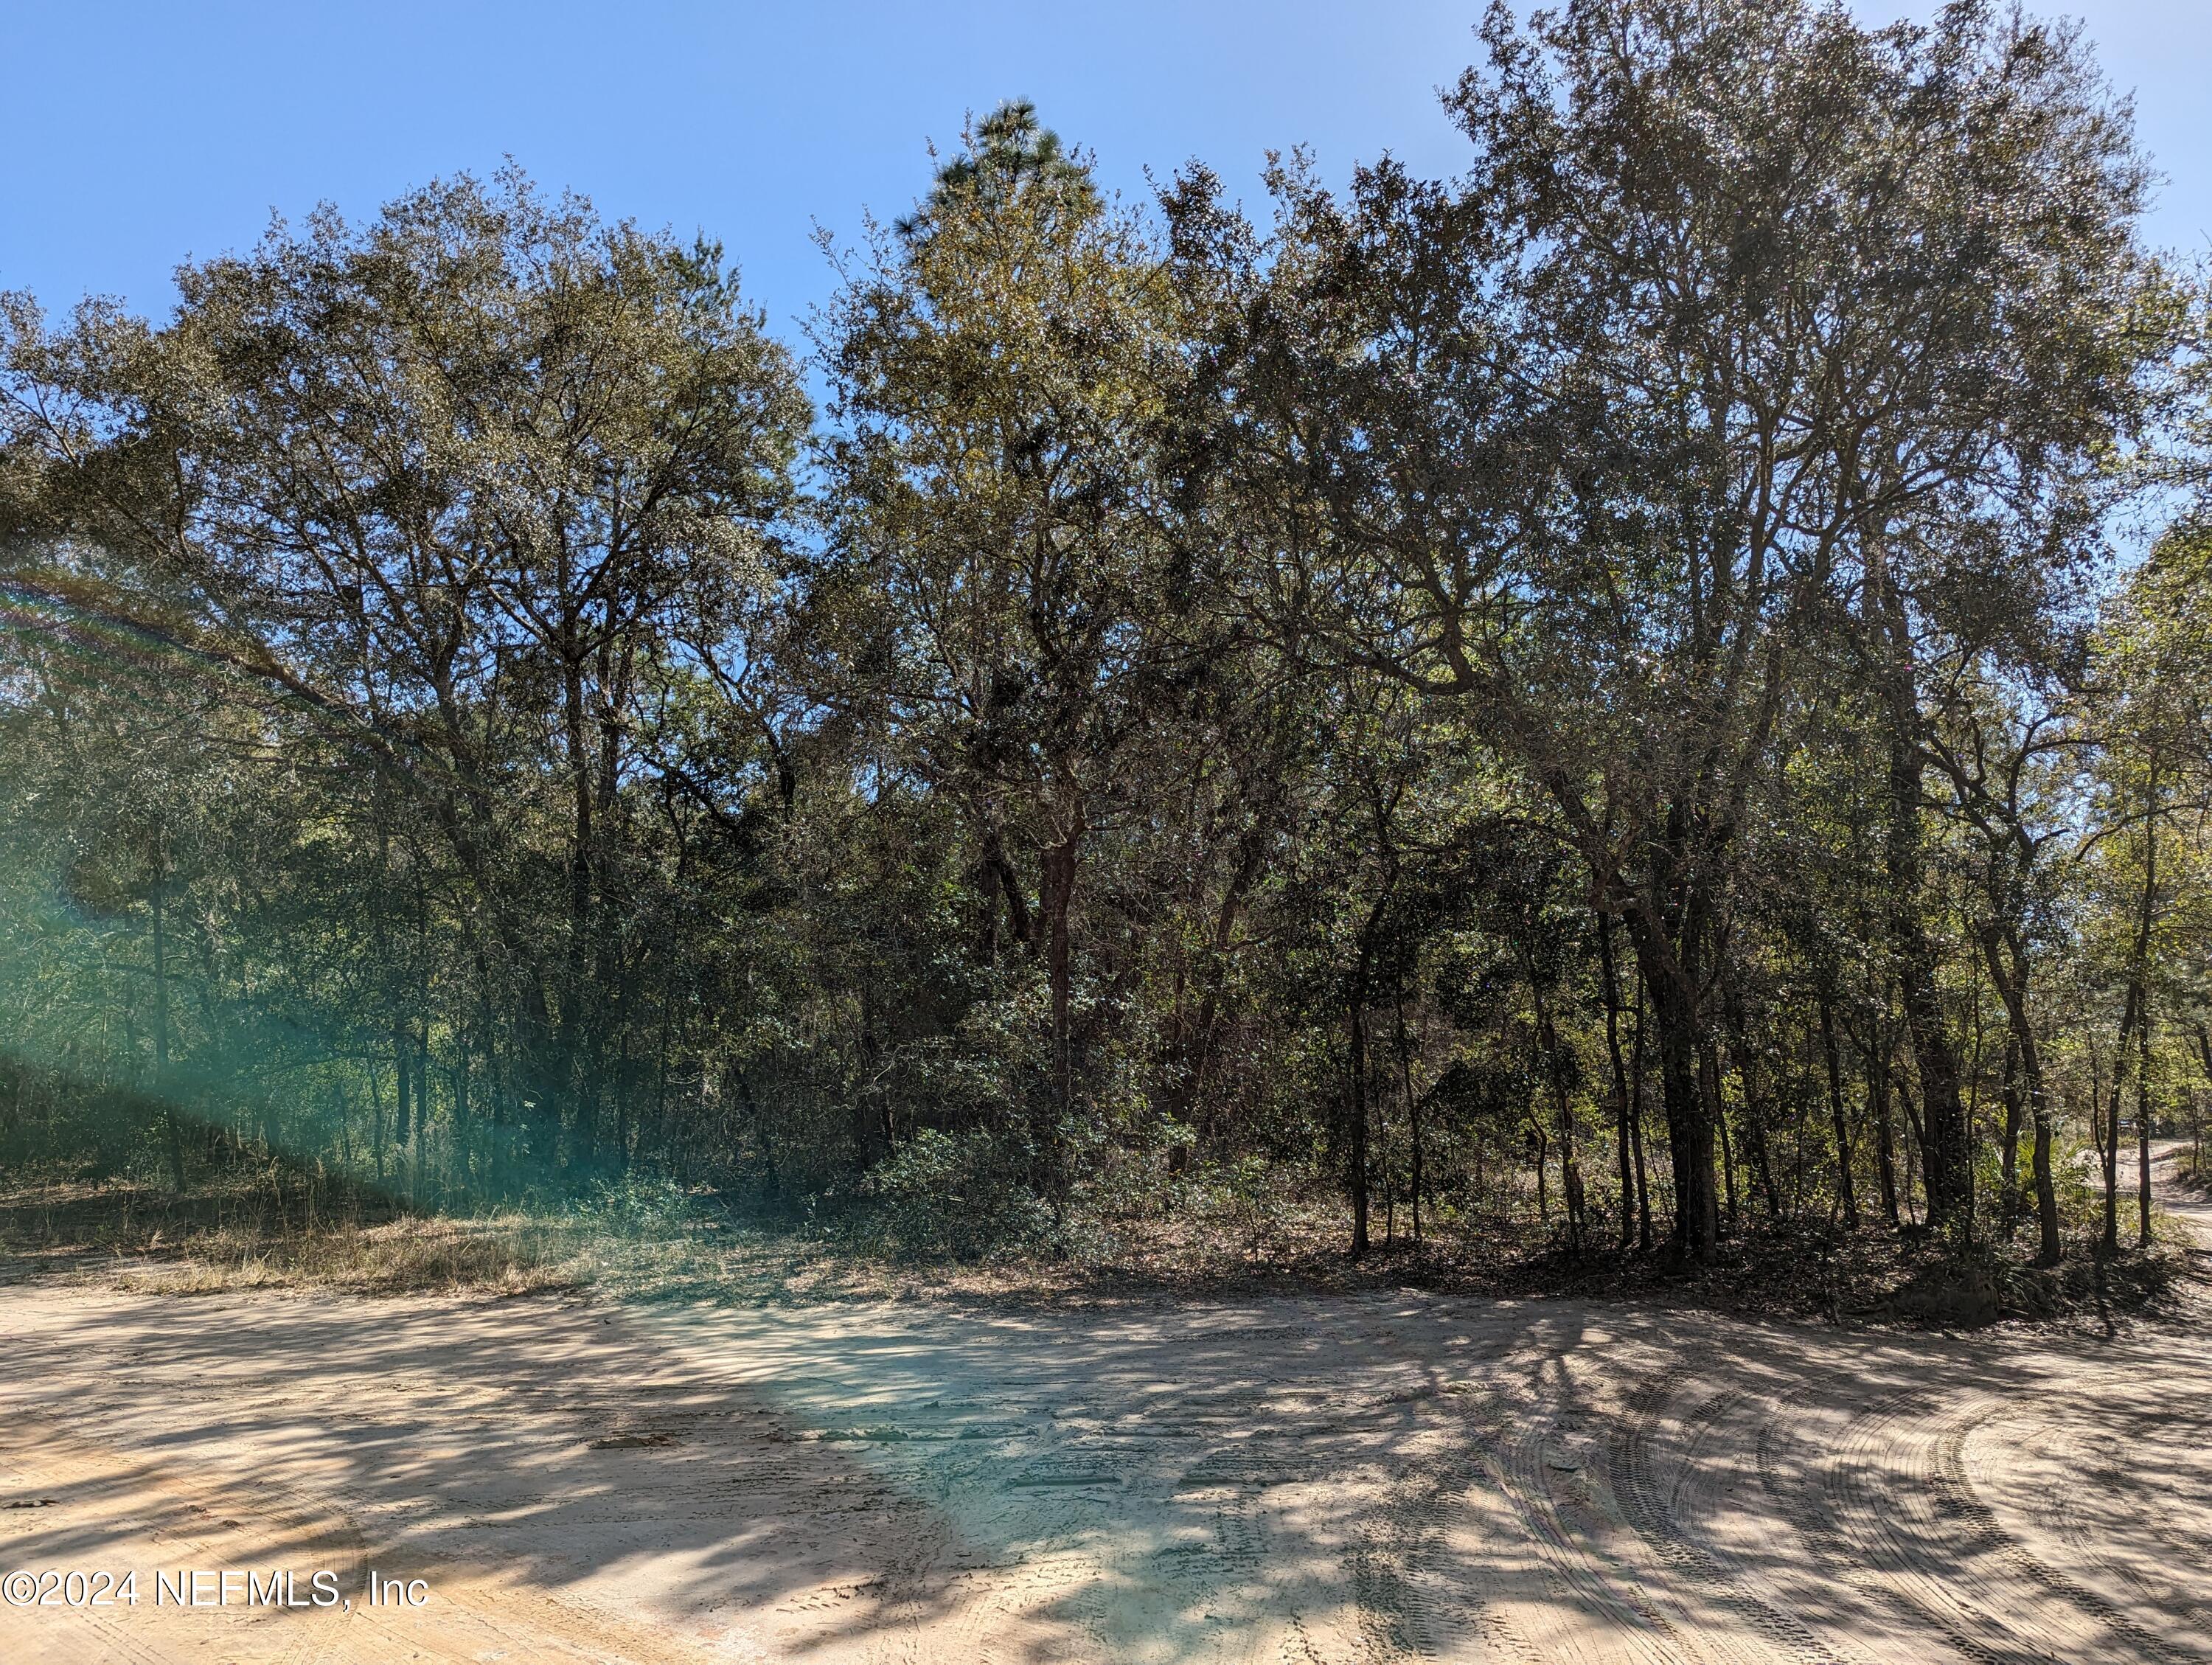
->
[4,1,2211,1268]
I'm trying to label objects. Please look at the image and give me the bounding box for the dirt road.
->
[4,1165,2207,1664]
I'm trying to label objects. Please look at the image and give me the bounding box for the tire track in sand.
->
[1470,1382,1689,1665]
[1809,1386,2145,1665]
[1924,1400,2200,1665]
[1607,1370,1857,1665]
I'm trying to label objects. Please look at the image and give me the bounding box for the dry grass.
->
[0,1173,579,1296]
[100,1218,577,1296]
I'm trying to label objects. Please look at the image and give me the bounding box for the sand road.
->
[3,1155,2208,1665]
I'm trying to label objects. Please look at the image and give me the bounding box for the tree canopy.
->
[4,0,2210,1279]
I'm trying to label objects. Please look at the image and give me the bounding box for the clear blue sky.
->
[3,1,2206,341]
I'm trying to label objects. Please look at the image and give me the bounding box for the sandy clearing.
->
[1,1162,2207,1664]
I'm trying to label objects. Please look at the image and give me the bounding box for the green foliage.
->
[853,1128,1056,1262]
[1,2,2208,1288]
[563,1173,706,1241]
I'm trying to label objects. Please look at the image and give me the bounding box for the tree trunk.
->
[1723,973,1778,1219]
[1896,1074,1926,1226]
[1346,1001,1370,1259]
[1342,883,1398,1261]
[1863,1021,1901,1228]
[1997,1034,2023,1236]
[1636,938,1718,1262]
[981,820,1033,953]
[1528,970,1583,1253]
[1629,976,1654,1253]
[1980,925,2060,1267]
[1039,825,1082,1208]
[393,1024,413,1150]
[1618,821,1719,1260]
[1393,993,1424,1245]
[150,858,184,1193]
[2194,1022,2212,1180]
[1818,988,1857,1229]
[2138,1003,2155,1251]
[2031,1084,2059,1268]
[1708,1042,1738,1234]
[1599,913,1638,1250]
[561,644,596,1162]
[1891,851,1971,1231]
[2127,762,2160,1251]
[1869,534,1972,1233]
[2095,1032,2119,1255]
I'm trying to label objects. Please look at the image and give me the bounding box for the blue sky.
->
[3,1,2206,341]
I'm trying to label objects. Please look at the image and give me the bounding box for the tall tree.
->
[814,104,1192,1198]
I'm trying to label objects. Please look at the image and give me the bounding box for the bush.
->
[563,1172,703,1240]
[855,1127,1054,1261]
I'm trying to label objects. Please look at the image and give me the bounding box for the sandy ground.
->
[3,1153,2208,1665]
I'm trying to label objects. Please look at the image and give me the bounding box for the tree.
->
[2083,529,2212,1248]
[813,104,1194,1200]
[4,170,808,1183]
[1178,0,2164,1256]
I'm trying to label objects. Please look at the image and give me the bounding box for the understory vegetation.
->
[5,0,2212,1310]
